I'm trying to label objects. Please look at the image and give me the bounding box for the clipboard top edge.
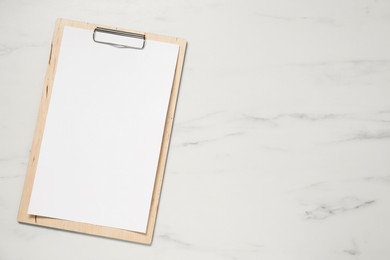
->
[56,18,186,47]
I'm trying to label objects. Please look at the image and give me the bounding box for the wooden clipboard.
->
[17,18,186,244]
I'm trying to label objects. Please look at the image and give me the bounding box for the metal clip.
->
[93,27,145,49]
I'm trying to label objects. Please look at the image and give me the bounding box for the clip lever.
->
[93,27,145,49]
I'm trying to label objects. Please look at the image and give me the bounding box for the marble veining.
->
[303,197,375,220]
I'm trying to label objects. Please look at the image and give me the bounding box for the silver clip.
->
[93,27,145,49]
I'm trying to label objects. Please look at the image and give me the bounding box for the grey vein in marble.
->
[243,113,342,125]
[304,197,375,220]
[0,42,46,56]
[254,12,337,25]
[178,132,243,148]
[158,233,191,247]
[176,111,224,126]
[342,130,390,142]
[344,240,360,256]
[287,59,390,68]
[291,175,390,194]
[0,175,23,179]
[363,175,390,183]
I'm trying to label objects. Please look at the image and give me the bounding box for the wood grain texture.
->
[17,18,187,245]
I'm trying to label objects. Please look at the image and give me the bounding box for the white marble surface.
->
[1,0,390,259]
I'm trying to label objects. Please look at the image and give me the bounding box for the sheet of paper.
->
[28,26,179,233]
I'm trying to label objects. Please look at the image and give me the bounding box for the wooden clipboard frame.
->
[17,18,187,244]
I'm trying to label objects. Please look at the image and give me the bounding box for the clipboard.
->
[17,18,186,244]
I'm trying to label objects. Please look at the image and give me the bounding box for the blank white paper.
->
[28,26,179,233]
